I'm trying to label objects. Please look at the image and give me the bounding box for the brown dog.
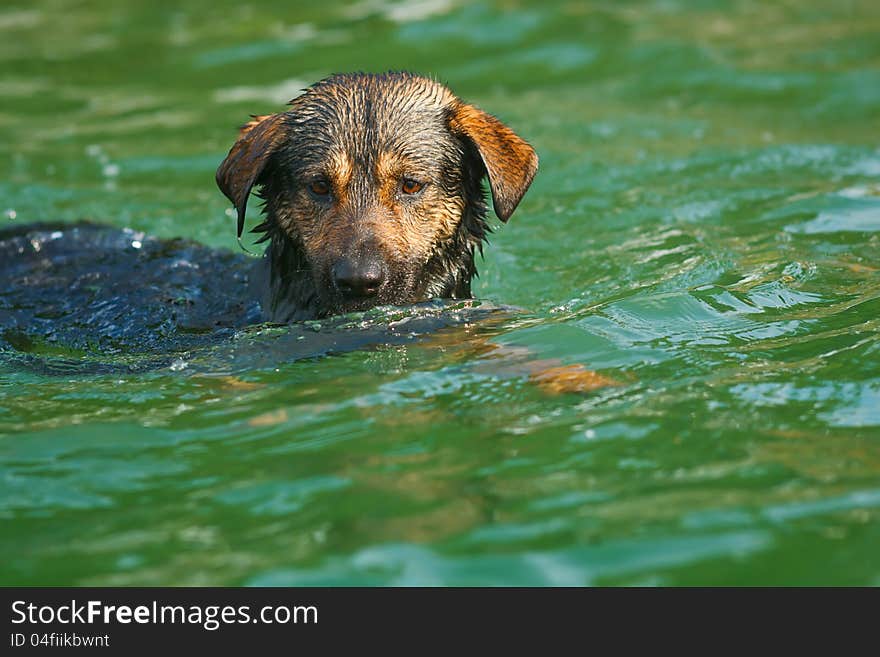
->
[0,72,610,391]
[216,71,538,322]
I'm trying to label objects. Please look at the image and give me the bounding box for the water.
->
[1,0,879,585]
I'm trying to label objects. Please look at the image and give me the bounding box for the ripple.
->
[213,78,309,104]
[214,476,350,516]
[247,531,771,586]
[763,489,880,523]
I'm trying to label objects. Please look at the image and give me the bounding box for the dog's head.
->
[216,72,537,317]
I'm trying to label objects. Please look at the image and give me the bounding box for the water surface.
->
[1,0,879,585]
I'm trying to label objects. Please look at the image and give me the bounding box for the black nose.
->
[332,258,386,299]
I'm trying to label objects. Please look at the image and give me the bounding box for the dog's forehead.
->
[286,73,459,160]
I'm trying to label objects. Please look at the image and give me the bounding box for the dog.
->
[1,72,612,392]
[215,71,613,394]
[216,71,538,322]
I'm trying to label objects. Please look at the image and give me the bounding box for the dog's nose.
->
[332,258,386,299]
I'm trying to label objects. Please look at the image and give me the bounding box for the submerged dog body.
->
[217,72,538,322]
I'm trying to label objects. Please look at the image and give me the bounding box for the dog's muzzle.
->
[331,255,387,300]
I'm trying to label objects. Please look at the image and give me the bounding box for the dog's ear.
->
[216,113,288,238]
[449,102,538,222]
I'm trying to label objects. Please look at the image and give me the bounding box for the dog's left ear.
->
[216,113,288,238]
[449,102,539,222]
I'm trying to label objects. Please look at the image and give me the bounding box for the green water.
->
[2,0,880,585]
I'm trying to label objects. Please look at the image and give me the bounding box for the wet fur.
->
[216,72,538,322]
[1,79,616,394]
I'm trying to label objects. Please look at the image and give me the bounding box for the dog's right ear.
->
[216,113,288,238]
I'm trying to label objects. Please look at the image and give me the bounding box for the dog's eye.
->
[308,180,330,197]
[401,178,425,195]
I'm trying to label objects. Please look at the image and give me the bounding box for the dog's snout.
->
[332,257,386,299]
